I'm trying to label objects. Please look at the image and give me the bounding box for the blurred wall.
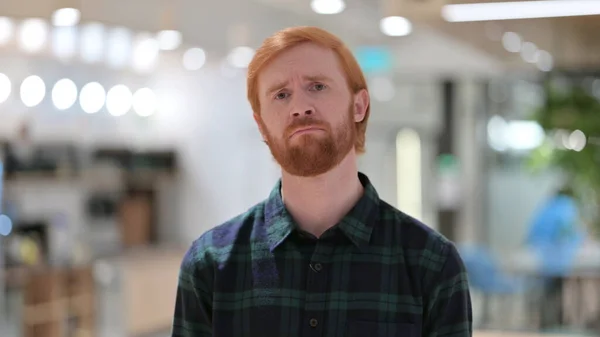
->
[0,24,511,249]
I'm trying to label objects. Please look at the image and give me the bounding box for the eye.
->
[310,83,327,91]
[274,92,290,100]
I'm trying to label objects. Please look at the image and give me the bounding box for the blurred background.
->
[0,0,599,336]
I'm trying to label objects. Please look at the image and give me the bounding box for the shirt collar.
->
[264,172,380,252]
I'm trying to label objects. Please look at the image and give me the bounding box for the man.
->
[172,26,472,337]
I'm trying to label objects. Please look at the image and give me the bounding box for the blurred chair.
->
[459,244,534,329]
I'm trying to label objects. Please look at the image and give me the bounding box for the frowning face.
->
[255,42,364,177]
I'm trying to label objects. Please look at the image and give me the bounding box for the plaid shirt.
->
[172,173,472,337]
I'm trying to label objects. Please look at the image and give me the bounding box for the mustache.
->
[285,118,328,136]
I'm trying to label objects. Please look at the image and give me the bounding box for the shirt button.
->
[309,318,318,327]
[313,263,322,272]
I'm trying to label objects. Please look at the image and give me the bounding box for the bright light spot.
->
[520,42,538,63]
[0,73,11,104]
[133,88,157,117]
[79,82,106,114]
[396,128,422,220]
[0,17,15,45]
[0,214,13,236]
[310,0,346,14]
[536,50,553,72]
[52,8,80,27]
[506,120,545,151]
[502,32,521,52]
[487,115,509,151]
[157,30,182,51]
[227,46,255,68]
[568,129,586,152]
[106,27,132,69]
[553,129,570,149]
[441,0,600,22]
[52,78,78,110]
[380,16,412,37]
[80,23,105,63]
[18,18,49,53]
[106,84,132,116]
[370,77,395,102]
[20,75,46,107]
[132,34,159,72]
[182,47,206,70]
[52,26,77,59]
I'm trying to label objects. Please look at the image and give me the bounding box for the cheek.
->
[259,112,286,137]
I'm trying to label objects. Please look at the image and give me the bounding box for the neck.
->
[281,150,364,237]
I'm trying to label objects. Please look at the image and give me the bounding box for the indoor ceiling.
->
[0,0,598,71]
[427,13,600,70]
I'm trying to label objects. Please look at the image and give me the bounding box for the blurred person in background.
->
[1,121,36,176]
[525,184,586,328]
[172,26,472,337]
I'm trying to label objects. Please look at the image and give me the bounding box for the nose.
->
[292,108,313,117]
[290,92,314,117]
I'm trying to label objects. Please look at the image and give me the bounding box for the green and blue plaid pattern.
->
[172,173,472,337]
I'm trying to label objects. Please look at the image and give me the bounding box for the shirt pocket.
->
[347,321,416,337]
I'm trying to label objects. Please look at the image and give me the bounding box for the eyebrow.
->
[265,74,333,97]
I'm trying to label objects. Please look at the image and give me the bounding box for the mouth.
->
[289,126,323,138]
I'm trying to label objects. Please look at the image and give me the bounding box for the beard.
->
[259,103,356,177]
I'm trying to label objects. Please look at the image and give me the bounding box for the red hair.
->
[247,26,370,154]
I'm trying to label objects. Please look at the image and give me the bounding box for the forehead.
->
[258,43,346,92]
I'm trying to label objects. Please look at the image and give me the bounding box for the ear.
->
[353,89,369,123]
[253,112,268,143]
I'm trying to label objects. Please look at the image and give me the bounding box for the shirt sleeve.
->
[423,243,473,337]
[172,236,214,337]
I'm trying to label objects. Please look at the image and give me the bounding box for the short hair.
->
[246,26,370,154]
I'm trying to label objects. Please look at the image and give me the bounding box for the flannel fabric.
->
[172,172,472,337]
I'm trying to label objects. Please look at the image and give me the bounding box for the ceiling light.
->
[106,27,132,69]
[227,46,255,68]
[520,42,538,63]
[52,8,80,27]
[79,82,106,114]
[182,47,206,70]
[18,18,49,53]
[501,32,521,53]
[80,23,105,63]
[132,34,159,72]
[20,75,46,107]
[442,0,600,22]
[106,85,132,116]
[536,50,553,72]
[52,78,78,110]
[0,17,14,46]
[311,0,346,14]
[380,16,412,37]
[157,30,182,51]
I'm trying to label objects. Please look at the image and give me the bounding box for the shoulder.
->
[378,200,455,253]
[376,201,465,283]
[180,199,267,275]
